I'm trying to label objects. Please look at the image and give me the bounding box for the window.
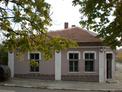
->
[85,53,94,72]
[30,53,39,72]
[69,53,79,72]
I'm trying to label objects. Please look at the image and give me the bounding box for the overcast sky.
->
[45,0,81,30]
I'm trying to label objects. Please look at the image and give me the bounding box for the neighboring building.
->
[8,23,116,82]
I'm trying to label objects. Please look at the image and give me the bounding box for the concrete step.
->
[106,79,119,83]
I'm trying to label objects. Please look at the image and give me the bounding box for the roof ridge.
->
[48,27,79,33]
[57,27,76,31]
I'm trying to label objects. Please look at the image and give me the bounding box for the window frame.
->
[28,52,41,60]
[85,60,94,72]
[83,51,96,73]
[67,51,80,72]
[29,52,40,72]
[69,60,79,72]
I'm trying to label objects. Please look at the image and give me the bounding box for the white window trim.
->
[67,51,80,73]
[28,51,41,60]
[106,51,113,54]
[67,51,80,60]
[28,52,30,60]
[28,72,40,74]
[84,72,96,74]
[83,51,96,60]
[69,72,80,73]
[83,51,96,73]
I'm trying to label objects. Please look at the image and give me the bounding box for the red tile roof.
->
[48,27,102,43]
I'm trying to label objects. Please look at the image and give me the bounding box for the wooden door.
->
[106,53,112,79]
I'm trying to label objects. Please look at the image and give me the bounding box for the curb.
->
[0,83,122,91]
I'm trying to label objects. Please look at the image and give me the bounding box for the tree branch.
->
[7,28,19,35]
[0,7,5,10]
[25,18,52,39]
[0,16,52,39]
[0,17,15,19]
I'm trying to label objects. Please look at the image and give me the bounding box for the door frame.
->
[105,52,114,80]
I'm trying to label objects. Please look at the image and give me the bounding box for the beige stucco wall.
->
[14,52,29,74]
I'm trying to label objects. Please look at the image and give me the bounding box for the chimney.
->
[64,22,68,29]
[72,25,75,27]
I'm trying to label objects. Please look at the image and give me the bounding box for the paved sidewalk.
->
[0,63,122,91]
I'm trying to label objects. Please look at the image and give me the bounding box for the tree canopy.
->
[0,44,8,65]
[72,0,122,49]
[0,0,121,62]
[0,0,77,61]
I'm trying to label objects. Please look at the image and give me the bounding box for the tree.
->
[0,44,8,65]
[72,0,122,49]
[117,49,122,62]
[0,0,77,61]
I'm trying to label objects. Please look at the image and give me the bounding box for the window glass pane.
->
[69,53,73,59]
[85,61,94,72]
[90,53,94,59]
[74,53,78,59]
[69,61,79,72]
[69,61,73,72]
[85,61,88,71]
[30,56,39,72]
[107,54,112,59]
[35,67,39,72]
[69,61,73,66]
[85,53,89,59]
[69,67,73,72]
[74,61,78,72]
[74,61,78,66]
[74,67,78,72]
[30,66,34,72]
[90,61,94,71]
[35,53,39,60]
[30,53,34,59]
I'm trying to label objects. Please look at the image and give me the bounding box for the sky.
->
[45,0,81,30]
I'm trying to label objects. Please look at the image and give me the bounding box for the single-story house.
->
[8,23,115,82]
